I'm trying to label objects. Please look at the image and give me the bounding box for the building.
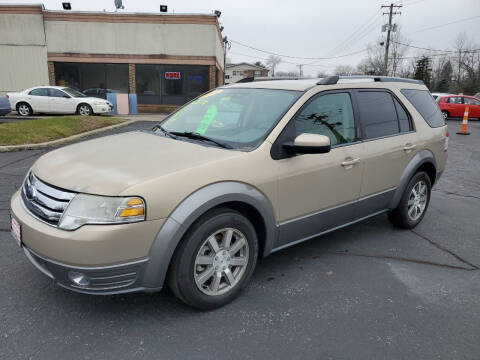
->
[224,63,269,84]
[0,4,225,112]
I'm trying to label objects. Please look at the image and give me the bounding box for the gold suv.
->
[10,76,448,309]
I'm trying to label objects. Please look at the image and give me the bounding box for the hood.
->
[32,131,243,195]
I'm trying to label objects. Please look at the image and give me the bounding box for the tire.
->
[441,110,449,120]
[167,207,258,310]
[17,102,32,116]
[77,103,93,116]
[388,171,432,229]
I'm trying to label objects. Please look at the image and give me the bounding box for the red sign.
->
[165,72,181,80]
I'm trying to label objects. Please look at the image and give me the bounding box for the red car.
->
[437,94,480,120]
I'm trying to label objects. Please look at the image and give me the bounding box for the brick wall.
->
[209,65,216,89]
[128,63,136,94]
[47,61,55,85]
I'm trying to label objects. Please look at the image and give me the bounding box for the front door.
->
[48,88,76,114]
[353,90,418,217]
[274,91,364,248]
[464,97,480,119]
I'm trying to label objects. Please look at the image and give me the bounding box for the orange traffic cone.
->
[457,106,470,135]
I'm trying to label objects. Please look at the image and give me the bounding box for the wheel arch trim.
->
[141,181,278,289]
[388,149,437,209]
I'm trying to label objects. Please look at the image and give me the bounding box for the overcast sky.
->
[3,0,479,76]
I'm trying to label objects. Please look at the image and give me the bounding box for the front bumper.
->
[23,246,161,294]
[10,191,165,294]
[91,103,113,114]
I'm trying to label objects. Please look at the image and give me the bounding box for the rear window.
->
[401,89,445,128]
[356,91,399,139]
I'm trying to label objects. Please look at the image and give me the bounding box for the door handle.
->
[403,143,417,152]
[341,158,360,167]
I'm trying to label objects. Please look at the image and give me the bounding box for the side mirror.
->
[283,133,331,154]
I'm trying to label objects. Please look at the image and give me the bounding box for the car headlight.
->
[59,194,145,230]
[92,101,108,106]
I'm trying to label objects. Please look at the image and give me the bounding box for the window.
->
[401,89,445,128]
[48,88,68,98]
[54,62,129,99]
[394,98,412,132]
[292,92,357,146]
[185,68,209,96]
[106,64,129,93]
[445,96,463,104]
[136,65,161,104]
[254,70,261,76]
[464,98,480,106]
[29,88,48,96]
[225,75,230,79]
[356,91,399,139]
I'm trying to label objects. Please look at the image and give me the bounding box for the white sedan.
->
[7,86,114,116]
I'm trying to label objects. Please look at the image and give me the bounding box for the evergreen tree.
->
[414,56,432,88]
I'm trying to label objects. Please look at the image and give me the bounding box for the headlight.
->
[92,101,107,106]
[59,194,145,230]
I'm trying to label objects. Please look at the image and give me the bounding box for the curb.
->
[0,119,136,152]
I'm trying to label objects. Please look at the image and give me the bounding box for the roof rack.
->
[317,75,424,85]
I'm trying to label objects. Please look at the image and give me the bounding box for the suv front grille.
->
[21,172,76,226]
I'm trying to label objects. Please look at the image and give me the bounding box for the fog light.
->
[68,271,90,287]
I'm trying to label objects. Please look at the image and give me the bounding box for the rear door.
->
[353,90,417,217]
[27,88,50,112]
[444,96,465,117]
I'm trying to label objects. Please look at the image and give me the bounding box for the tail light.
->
[444,130,449,151]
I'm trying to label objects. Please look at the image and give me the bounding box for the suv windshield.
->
[62,87,86,98]
[158,88,302,150]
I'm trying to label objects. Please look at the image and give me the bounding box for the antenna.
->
[114,0,124,11]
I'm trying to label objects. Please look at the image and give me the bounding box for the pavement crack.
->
[432,189,480,201]
[324,251,477,271]
[411,229,479,270]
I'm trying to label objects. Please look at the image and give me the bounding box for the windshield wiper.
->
[170,131,233,149]
[152,124,177,139]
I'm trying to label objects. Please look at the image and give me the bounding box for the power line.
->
[230,39,367,60]
[392,40,480,53]
[329,7,381,55]
[407,15,480,35]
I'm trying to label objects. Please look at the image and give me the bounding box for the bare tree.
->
[356,41,385,75]
[334,65,357,76]
[266,55,282,77]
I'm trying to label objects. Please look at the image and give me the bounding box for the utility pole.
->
[297,64,303,78]
[381,3,402,76]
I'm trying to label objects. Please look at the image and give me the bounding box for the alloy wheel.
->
[194,228,249,296]
[18,104,30,116]
[79,105,91,116]
[407,180,428,221]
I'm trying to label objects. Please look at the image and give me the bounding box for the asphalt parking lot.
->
[1,120,479,360]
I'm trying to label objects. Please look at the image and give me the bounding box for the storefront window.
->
[136,65,161,104]
[163,69,183,96]
[54,62,128,99]
[135,65,209,105]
